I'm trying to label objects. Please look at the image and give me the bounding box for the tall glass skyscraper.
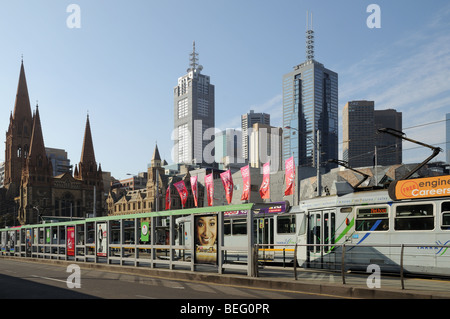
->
[173,42,215,166]
[282,20,338,172]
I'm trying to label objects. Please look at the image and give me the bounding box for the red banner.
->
[205,173,214,206]
[174,180,188,208]
[284,156,295,196]
[240,165,250,201]
[165,184,171,210]
[220,170,234,204]
[190,176,198,207]
[259,162,270,199]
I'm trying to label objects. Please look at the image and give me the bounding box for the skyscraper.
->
[343,101,375,168]
[241,110,270,162]
[282,14,338,172]
[343,101,402,168]
[173,42,215,166]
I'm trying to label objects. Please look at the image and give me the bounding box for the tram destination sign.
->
[389,175,450,200]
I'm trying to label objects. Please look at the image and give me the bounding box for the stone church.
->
[2,61,104,225]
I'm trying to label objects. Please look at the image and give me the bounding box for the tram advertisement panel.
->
[194,214,217,265]
[389,175,450,200]
[97,222,107,257]
[67,226,75,256]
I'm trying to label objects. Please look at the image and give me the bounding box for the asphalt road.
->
[0,258,341,300]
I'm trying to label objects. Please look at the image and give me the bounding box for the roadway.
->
[0,258,338,300]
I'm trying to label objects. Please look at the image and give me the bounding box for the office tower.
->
[215,128,243,170]
[343,101,375,168]
[250,123,282,169]
[374,109,402,166]
[446,113,450,164]
[173,42,215,166]
[241,110,270,161]
[343,101,402,168]
[282,14,338,172]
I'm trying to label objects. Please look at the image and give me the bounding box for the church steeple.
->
[27,104,46,162]
[13,60,33,124]
[80,114,96,165]
[4,60,34,194]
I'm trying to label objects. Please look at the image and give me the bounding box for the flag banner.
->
[174,180,188,208]
[165,184,171,210]
[259,162,270,199]
[284,156,295,196]
[220,170,234,204]
[205,173,214,206]
[190,176,198,207]
[240,165,250,201]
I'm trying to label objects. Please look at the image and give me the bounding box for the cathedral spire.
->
[13,59,33,123]
[28,104,46,160]
[80,113,96,165]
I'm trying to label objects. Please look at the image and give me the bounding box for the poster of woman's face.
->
[194,215,217,264]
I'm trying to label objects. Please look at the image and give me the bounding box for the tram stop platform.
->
[11,256,450,299]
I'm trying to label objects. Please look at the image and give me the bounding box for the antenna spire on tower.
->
[188,41,203,73]
[306,11,315,61]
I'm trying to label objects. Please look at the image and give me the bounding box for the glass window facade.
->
[282,60,338,172]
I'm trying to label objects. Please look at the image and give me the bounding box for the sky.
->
[0,0,449,180]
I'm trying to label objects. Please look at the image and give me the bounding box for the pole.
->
[316,130,321,197]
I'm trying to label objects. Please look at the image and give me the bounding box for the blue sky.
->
[0,0,449,180]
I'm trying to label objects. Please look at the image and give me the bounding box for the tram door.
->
[254,217,274,252]
[308,210,335,268]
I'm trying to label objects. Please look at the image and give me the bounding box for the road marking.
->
[30,275,69,285]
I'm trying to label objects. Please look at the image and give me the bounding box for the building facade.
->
[343,101,402,168]
[343,100,375,167]
[241,110,270,162]
[173,42,215,166]
[446,113,449,164]
[282,59,338,172]
[2,61,105,225]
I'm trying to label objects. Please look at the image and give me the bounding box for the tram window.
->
[224,220,231,235]
[355,206,389,231]
[232,219,247,235]
[441,202,450,230]
[442,213,450,230]
[394,204,434,231]
[277,215,296,234]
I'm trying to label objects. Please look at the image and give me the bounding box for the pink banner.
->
[205,173,214,206]
[240,165,250,201]
[284,156,295,196]
[220,170,234,204]
[259,162,270,199]
[165,184,171,210]
[174,180,188,208]
[190,176,198,207]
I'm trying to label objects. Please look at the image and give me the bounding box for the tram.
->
[294,174,450,276]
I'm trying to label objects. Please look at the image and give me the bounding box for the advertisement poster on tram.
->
[67,226,75,256]
[97,223,107,257]
[194,214,217,265]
